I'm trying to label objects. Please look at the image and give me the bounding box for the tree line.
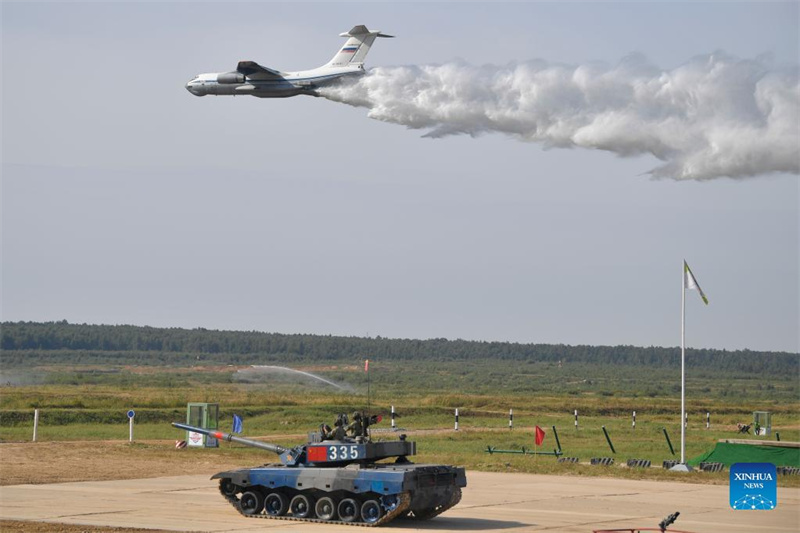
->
[1,321,797,375]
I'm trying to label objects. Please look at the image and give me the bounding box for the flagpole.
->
[367,360,371,415]
[671,261,691,472]
[680,262,686,466]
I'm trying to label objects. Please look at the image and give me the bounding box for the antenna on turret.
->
[365,358,371,420]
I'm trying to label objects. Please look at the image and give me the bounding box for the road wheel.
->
[361,499,383,524]
[315,496,337,521]
[239,490,264,515]
[290,493,315,518]
[338,497,360,522]
[264,491,289,516]
[219,478,238,497]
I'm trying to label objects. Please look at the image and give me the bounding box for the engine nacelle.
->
[217,71,245,84]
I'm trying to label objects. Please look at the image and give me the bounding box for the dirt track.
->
[1,441,798,532]
[0,521,167,533]
[2,472,799,532]
[0,440,246,486]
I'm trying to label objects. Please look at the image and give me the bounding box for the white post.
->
[632,410,636,430]
[33,409,39,442]
[509,408,513,430]
[129,417,134,443]
[574,409,578,430]
[670,262,692,472]
[680,265,686,464]
[391,405,396,429]
[706,411,710,430]
[455,408,459,431]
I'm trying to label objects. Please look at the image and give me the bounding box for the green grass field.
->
[1,364,797,487]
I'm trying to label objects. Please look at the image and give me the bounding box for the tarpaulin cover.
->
[688,442,800,467]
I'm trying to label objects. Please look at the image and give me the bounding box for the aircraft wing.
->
[236,61,285,80]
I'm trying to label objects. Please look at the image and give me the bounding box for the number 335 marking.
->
[328,445,359,460]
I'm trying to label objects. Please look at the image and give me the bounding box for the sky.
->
[2,1,798,353]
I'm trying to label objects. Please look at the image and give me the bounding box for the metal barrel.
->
[172,422,287,454]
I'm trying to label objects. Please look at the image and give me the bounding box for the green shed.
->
[185,402,219,448]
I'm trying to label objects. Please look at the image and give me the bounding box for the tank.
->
[172,413,466,527]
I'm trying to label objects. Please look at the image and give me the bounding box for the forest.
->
[2,321,797,375]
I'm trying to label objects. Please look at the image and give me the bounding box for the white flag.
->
[684,261,709,305]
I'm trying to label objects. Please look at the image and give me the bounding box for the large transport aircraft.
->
[185,25,393,98]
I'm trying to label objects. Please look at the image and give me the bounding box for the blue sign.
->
[730,463,777,510]
[127,410,135,419]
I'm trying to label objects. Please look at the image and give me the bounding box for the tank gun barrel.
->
[172,422,287,454]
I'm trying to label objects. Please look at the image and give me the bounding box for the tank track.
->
[220,483,411,527]
[404,487,462,520]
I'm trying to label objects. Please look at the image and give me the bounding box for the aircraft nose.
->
[185,81,203,96]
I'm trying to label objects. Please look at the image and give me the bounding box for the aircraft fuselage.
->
[185,66,364,98]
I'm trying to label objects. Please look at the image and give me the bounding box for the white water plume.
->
[235,365,352,391]
[321,53,799,180]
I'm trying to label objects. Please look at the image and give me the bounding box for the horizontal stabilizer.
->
[339,25,394,38]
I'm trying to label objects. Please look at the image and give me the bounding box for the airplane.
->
[185,25,393,98]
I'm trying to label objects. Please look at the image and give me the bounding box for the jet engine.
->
[217,72,246,84]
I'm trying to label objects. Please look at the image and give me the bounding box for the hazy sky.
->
[2,1,798,352]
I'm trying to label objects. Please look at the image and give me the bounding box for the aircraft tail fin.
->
[324,25,393,68]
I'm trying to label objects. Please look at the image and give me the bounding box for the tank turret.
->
[172,414,466,526]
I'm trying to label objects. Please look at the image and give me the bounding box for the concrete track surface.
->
[1,471,797,532]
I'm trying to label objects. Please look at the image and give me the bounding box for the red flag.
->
[534,425,546,446]
[364,359,369,372]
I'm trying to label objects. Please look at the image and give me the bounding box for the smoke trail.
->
[321,53,799,180]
